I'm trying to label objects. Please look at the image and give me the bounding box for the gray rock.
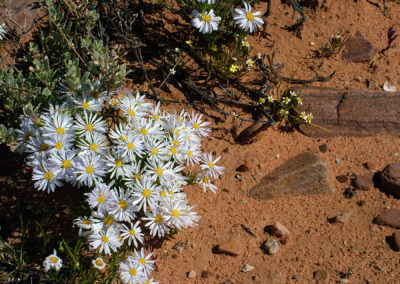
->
[263,238,279,255]
[342,30,376,62]
[374,209,400,229]
[293,87,400,137]
[249,152,333,200]
[353,172,375,191]
[330,211,353,224]
[187,270,196,278]
[379,162,400,198]
[241,264,255,272]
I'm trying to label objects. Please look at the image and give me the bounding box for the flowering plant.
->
[16,84,224,282]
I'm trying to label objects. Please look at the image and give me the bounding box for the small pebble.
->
[314,270,328,281]
[275,154,280,159]
[319,143,328,153]
[336,175,348,183]
[262,238,279,255]
[241,264,255,272]
[309,41,315,46]
[187,270,196,278]
[336,157,341,164]
[364,161,376,171]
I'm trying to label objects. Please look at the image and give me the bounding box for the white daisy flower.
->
[77,132,109,156]
[191,9,221,34]
[32,161,63,193]
[165,199,194,230]
[124,160,145,187]
[300,111,307,120]
[86,184,113,213]
[92,257,106,270]
[267,95,275,102]
[142,206,170,238]
[120,221,144,248]
[116,133,145,161]
[73,216,92,237]
[104,151,129,179]
[74,153,106,188]
[133,118,164,141]
[41,105,74,139]
[145,139,170,163]
[49,149,76,177]
[197,0,215,4]
[198,174,218,193]
[184,145,202,166]
[108,187,138,222]
[282,97,291,104]
[16,115,35,153]
[0,23,7,40]
[74,111,107,139]
[233,2,264,33]
[188,112,210,137]
[132,248,155,276]
[118,258,146,284]
[305,113,313,124]
[131,175,161,212]
[89,228,122,255]
[90,211,120,234]
[200,153,225,179]
[85,80,109,106]
[43,249,63,272]
[71,94,102,112]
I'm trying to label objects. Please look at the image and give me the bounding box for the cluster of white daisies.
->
[17,83,224,283]
[191,1,264,34]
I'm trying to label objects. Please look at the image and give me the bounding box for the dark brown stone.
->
[379,162,400,198]
[314,270,328,281]
[374,209,400,229]
[353,172,375,191]
[249,152,333,200]
[364,161,377,171]
[336,175,348,183]
[342,30,377,62]
[318,143,328,153]
[236,162,251,172]
[392,232,400,252]
[293,87,400,137]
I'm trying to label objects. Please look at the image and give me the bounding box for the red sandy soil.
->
[1,0,400,283]
[149,1,400,283]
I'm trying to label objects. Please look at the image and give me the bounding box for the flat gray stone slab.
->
[294,87,400,137]
[249,152,333,200]
[342,30,376,62]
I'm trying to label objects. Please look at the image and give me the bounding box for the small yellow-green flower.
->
[246,59,254,68]
[185,40,193,48]
[230,64,238,73]
[259,97,266,104]
[242,40,250,48]
[305,113,313,124]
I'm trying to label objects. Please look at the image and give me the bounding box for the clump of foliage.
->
[0,0,128,150]
[313,31,350,58]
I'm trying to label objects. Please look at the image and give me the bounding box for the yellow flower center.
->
[98,194,105,204]
[50,256,58,263]
[201,14,211,23]
[82,220,90,225]
[82,102,90,109]
[128,109,135,117]
[193,123,200,129]
[160,190,166,197]
[55,142,63,150]
[151,148,158,155]
[62,160,71,168]
[134,174,141,181]
[24,132,32,141]
[154,114,160,120]
[155,214,163,224]
[139,258,146,265]
[127,142,135,150]
[85,124,94,132]
[129,229,136,236]
[246,12,254,21]
[171,209,180,218]
[120,135,126,142]
[40,143,49,151]
[140,128,148,135]
[56,127,65,135]
[156,167,163,175]
[170,147,177,154]
[187,150,193,157]
[44,171,53,180]
[129,268,137,276]
[173,140,179,147]
[86,166,94,174]
[115,159,123,167]
[208,162,214,168]
[101,236,109,243]
[142,188,151,198]
[104,216,113,225]
[119,200,127,209]
[174,128,180,135]
[95,259,104,266]
[90,144,98,151]
[118,93,125,99]
[203,176,209,183]
[91,90,100,99]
